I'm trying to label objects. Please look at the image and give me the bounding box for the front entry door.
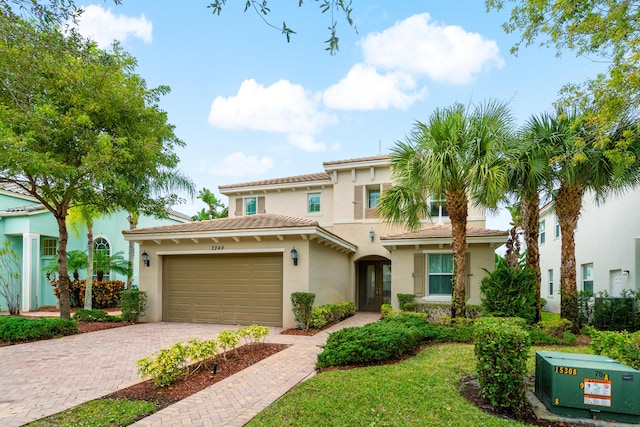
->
[358,261,391,312]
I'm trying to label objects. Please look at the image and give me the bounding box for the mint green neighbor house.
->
[0,183,189,312]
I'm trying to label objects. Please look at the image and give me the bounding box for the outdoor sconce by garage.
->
[369,227,375,242]
[141,250,150,267]
[290,247,298,266]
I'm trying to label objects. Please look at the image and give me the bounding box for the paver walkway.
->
[0,312,380,427]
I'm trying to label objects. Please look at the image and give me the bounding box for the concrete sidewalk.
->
[0,312,379,427]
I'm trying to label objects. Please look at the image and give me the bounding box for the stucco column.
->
[21,233,40,312]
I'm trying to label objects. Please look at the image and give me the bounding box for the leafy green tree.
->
[93,249,132,282]
[0,16,186,319]
[378,100,514,318]
[486,0,640,166]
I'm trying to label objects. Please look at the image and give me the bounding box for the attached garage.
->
[163,253,283,326]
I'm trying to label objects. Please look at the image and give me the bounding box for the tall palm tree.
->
[542,110,640,330]
[67,205,101,310]
[504,203,523,269]
[93,249,132,282]
[506,119,556,322]
[197,187,224,219]
[378,100,514,318]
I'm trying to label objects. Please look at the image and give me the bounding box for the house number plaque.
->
[211,245,225,251]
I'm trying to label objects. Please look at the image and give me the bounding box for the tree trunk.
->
[556,182,582,333]
[127,212,139,289]
[447,189,468,318]
[84,226,93,310]
[522,192,542,323]
[55,215,71,319]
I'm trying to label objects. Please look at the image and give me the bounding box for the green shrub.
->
[136,342,190,387]
[590,329,640,369]
[535,318,573,339]
[72,309,110,322]
[380,303,399,319]
[397,293,415,310]
[539,297,547,309]
[437,324,475,343]
[291,292,315,331]
[591,290,640,332]
[0,317,78,342]
[563,331,577,346]
[310,301,355,329]
[480,257,537,324]
[217,329,240,359]
[120,289,147,323]
[528,329,563,345]
[402,302,418,311]
[473,317,531,418]
[317,315,438,368]
[237,324,270,344]
[53,280,125,308]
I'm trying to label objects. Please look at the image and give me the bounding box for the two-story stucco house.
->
[539,187,640,313]
[0,183,189,312]
[124,155,507,328]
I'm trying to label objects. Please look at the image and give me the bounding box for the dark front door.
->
[358,260,391,312]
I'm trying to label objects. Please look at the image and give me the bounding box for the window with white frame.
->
[42,238,57,256]
[540,220,546,244]
[244,197,257,216]
[548,269,554,296]
[307,192,321,214]
[582,263,594,293]
[428,253,453,296]
[555,217,560,238]
[93,237,111,281]
[429,199,448,218]
[368,189,380,209]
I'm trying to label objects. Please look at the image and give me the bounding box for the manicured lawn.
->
[25,399,155,427]
[541,311,561,322]
[247,343,591,427]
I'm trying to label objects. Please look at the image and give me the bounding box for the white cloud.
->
[323,64,427,111]
[72,5,152,48]
[199,152,274,177]
[360,13,504,85]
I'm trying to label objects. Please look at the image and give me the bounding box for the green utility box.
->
[535,351,640,424]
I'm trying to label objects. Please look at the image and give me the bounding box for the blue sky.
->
[71,1,607,228]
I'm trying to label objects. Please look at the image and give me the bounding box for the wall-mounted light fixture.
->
[369,227,375,243]
[290,247,298,266]
[141,250,150,267]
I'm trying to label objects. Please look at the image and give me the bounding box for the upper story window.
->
[245,197,257,216]
[581,263,594,293]
[429,199,448,218]
[368,189,380,209]
[42,238,57,256]
[307,193,321,214]
[555,217,560,238]
[540,220,546,244]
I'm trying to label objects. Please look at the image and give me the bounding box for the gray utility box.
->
[535,351,640,424]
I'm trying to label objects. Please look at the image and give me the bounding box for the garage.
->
[162,253,283,326]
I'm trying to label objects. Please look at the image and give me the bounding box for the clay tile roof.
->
[124,213,319,235]
[322,154,391,167]
[219,172,330,190]
[3,204,45,213]
[0,182,32,197]
[381,224,508,240]
[165,207,192,222]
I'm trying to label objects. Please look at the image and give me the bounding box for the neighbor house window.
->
[94,237,111,281]
[540,220,546,244]
[429,199,448,218]
[555,217,560,238]
[307,193,321,214]
[548,269,554,296]
[368,189,380,209]
[428,253,453,296]
[42,238,57,256]
[244,197,257,216]
[582,263,594,293]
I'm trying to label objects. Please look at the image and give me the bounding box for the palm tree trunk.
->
[447,189,468,318]
[556,182,582,333]
[84,226,93,310]
[127,212,139,289]
[522,192,542,322]
[55,216,71,319]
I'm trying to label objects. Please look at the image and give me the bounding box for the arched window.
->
[93,237,111,281]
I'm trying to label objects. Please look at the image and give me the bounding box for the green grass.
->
[248,343,591,427]
[24,399,156,427]
[541,311,560,322]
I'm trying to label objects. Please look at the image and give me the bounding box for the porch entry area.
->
[357,257,391,312]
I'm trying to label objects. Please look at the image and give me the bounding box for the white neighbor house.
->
[539,187,640,312]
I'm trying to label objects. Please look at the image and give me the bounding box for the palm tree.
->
[67,205,101,310]
[43,249,87,282]
[93,249,132,282]
[378,100,514,318]
[505,119,556,322]
[541,110,640,330]
[504,203,523,269]
[198,188,224,218]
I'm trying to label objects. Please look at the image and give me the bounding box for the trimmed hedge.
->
[52,280,125,308]
[0,317,78,343]
[72,309,122,322]
[310,301,355,329]
[590,329,640,369]
[473,317,531,418]
[291,292,315,331]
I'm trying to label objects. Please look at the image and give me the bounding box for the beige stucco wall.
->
[388,243,497,308]
[308,240,351,306]
[136,236,320,328]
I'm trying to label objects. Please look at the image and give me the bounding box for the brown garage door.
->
[163,253,283,326]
